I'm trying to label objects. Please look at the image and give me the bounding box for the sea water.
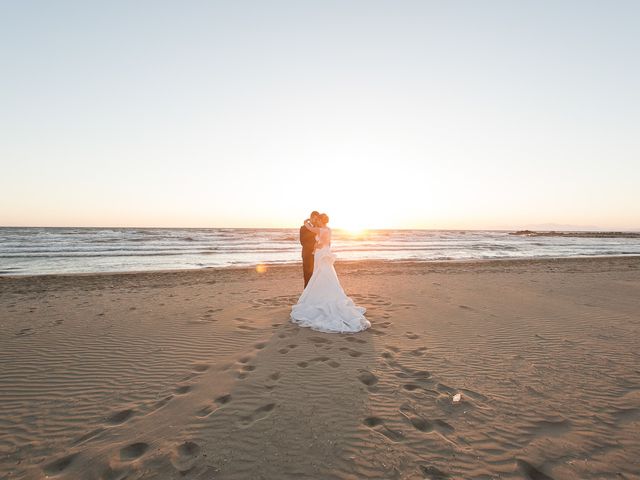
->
[1,227,639,275]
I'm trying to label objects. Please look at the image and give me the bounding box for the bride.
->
[290,213,370,333]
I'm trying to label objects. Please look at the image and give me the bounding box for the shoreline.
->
[2,253,640,280]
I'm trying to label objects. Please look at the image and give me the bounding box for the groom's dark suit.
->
[300,223,316,287]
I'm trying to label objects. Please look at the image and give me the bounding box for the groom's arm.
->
[303,220,320,233]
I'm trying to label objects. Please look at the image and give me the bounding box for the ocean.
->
[1,227,639,276]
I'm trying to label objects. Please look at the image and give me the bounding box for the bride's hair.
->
[320,213,329,224]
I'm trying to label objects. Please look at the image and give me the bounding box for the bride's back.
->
[316,227,331,249]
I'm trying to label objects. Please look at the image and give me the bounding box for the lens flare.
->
[256,264,267,274]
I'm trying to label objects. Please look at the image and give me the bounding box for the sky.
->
[1,0,639,230]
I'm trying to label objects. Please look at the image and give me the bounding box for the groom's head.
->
[310,211,320,225]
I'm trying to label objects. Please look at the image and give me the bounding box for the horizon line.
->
[2,225,640,232]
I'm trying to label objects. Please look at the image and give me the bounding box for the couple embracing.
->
[290,211,370,334]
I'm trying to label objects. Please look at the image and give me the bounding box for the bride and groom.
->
[290,211,371,333]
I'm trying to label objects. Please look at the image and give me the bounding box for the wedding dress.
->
[291,227,370,333]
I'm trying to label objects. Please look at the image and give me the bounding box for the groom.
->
[300,211,319,287]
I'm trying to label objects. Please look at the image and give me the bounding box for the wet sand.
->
[1,256,639,479]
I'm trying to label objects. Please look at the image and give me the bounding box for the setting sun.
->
[338,225,369,237]
[334,215,369,236]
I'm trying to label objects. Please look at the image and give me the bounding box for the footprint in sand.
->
[191,364,210,372]
[403,383,422,392]
[238,403,277,427]
[180,371,199,382]
[381,351,394,360]
[357,370,378,387]
[120,442,149,461]
[42,453,79,476]
[339,347,363,357]
[405,332,420,340]
[399,405,433,433]
[362,416,405,442]
[408,415,433,432]
[434,419,455,433]
[409,346,428,356]
[346,336,367,344]
[150,395,174,412]
[265,372,281,389]
[237,324,258,331]
[196,405,216,418]
[517,459,555,480]
[215,394,232,405]
[251,295,299,308]
[613,407,640,426]
[197,394,231,417]
[171,441,201,473]
[101,465,130,480]
[174,385,192,395]
[309,336,332,345]
[296,356,332,368]
[419,464,450,479]
[363,416,383,427]
[353,294,392,307]
[413,371,433,382]
[436,383,456,395]
[459,388,488,402]
[106,409,135,425]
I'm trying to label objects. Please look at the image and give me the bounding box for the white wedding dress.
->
[291,227,370,333]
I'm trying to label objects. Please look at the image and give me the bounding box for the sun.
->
[336,217,369,236]
[332,210,373,236]
[342,226,368,236]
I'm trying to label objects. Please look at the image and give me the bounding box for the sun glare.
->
[334,214,369,236]
[342,226,368,236]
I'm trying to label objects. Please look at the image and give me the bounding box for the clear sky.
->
[1,1,638,230]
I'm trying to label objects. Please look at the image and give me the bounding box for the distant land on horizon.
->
[497,223,640,233]
[522,223,609,231]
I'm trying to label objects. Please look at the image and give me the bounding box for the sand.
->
[1,256,639,480]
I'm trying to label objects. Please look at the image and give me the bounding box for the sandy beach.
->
[1,256,639,479]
